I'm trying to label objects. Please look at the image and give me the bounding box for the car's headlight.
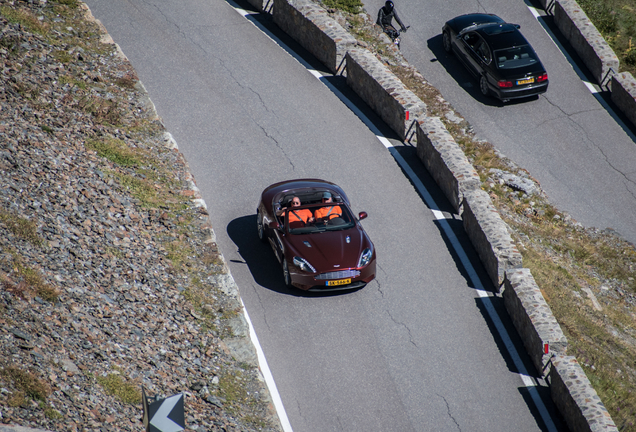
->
[358,247,373,268]
[293,256,316,273]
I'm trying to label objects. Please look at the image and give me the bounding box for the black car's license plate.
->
[326,278,351,286]
[517,77,534,85]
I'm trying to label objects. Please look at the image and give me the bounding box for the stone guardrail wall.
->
[268,0,618,429]
[551,356,619,432]
[273,0,356,74]
[415,116,481,212]
[460,189,523,288]
[503,269,568,373]
[552,0,619,85]
[543,0,636,128]
[345,49,426,141]
[611,72,636,128]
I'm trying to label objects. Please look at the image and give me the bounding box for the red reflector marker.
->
[544,342,549,354]
[405,110,409,121]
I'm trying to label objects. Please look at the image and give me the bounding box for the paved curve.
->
[84,0,566,430]
[364,0,636,244]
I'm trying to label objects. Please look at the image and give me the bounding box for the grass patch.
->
[1,252,59,302]
[75,95,122,125]
[0,6,49,35]
[86,138,141,167]
[96,368,141,405]
[577,0,636,75]
[44,405,63,420]
[218,371,249,414]
[0,209,44,246]
[51,0,80,7]
[52,49,72,64]
[0,365,50,402]
[322,0,363,14]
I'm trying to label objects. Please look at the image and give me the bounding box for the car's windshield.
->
[494,45,538,69]
[284,203,355,235]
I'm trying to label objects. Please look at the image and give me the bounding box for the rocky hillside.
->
[0,1,280,431]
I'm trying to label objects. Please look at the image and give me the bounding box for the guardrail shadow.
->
[390,144,500,294]
[473,296,569,431]
[226,215,363,297]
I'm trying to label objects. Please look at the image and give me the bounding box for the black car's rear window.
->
[494,45,538,69]
[481,23,518,36]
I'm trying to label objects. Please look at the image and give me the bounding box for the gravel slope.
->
[0,1,281,431]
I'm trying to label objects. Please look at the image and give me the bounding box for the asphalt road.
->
[83,0,566,430]
[365,0,636,244]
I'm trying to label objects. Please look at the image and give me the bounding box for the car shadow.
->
[427,34,539,107]
[226,214,363,298]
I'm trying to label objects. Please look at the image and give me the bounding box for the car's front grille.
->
[316,269,360,280]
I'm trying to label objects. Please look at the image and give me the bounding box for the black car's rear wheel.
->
[282,258,292,288]
[442,30,452,53]
[479,75,490,97]
[257,210,266,243]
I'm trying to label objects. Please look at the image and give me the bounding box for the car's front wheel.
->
[282,258,292,288]
[442,30,452,53]
[479,75,490,97]
[257,210,266,243]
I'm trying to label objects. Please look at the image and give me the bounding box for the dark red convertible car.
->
[257,179,376,291]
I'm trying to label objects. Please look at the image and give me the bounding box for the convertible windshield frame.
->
[283,203,356,235]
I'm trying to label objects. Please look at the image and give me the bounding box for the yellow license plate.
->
[517,78,534,85]
[327,278,351,286]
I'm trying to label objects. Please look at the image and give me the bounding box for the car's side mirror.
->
[358,212,368,220]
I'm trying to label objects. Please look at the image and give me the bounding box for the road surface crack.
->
[541,95,636,202]
[438,393,462,431]
[146,4,294,169]
[386,309,417,347]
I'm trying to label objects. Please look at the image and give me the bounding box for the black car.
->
[442,13,548,102]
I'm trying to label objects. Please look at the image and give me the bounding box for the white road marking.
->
[527,5,600,93]
[229,2,558,431]
[242,298,294,432]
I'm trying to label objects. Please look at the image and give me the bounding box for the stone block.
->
[345,49,426,141]
[503,268,567,374]
[415,116,481,212]
[554,0,619,85]
[461,189,522,289]
[550,356,618,432]
[273,0,356,73]
[611,72,636,129]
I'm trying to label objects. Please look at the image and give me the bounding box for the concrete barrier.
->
[415,116,481,213]
[503,269,568,374]
[345,48,426,141]
[553,0,619,86]
[461,189,523,289]
[611,72,636,129]
[550,356,619,431]
[273,0,356,73]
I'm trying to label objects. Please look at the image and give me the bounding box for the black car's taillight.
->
[537,73,548,82]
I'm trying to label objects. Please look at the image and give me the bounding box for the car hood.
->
[286,227,369,271]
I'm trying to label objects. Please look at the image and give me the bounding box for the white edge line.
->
[527,5,600,94]
[241,298,294,432]
[230,2,557,430]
